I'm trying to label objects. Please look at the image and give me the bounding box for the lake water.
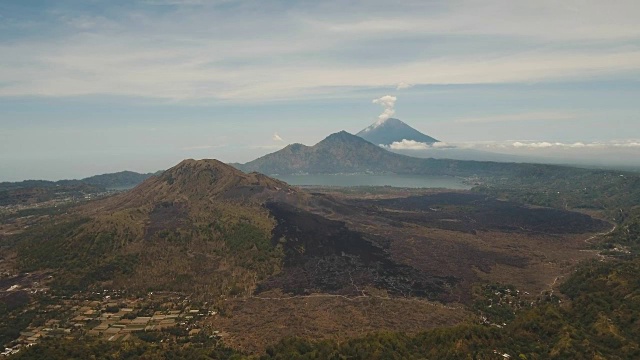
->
[272,174,472,189]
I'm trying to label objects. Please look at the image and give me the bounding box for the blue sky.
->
[1,0,639,180]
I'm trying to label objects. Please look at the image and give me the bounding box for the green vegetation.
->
[15,217,141,292]
[473,283,528,325]
[476,169,640,212]
[0,183,103,207]
[81,170,156,189]
[0,303,34,348]
[10,337,245,360]
[16,218,92,272]
[0,171,154,193]
[0,180,85,192]
[224,223,282,274]
[0,204,73,223]
[595,207,640,255]
[259,257,640,359]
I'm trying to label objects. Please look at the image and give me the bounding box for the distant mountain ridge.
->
[0,170,159,206]
[0,170,158,192]
[234,130,561,177]
[357,118,439,146]
[82,170,159,189]
[235,130,425,175]
[16,159,451,302]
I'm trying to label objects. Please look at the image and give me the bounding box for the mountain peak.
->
[160,158,289,194]
[169,158,242,176]
[384,117,405,125]
[101,158,298,210]
[235,130,416,175]
[323,130,356,140]
[316,131,372,148]
[357,118,438,146]
[334,130,351,135]
[159,158,249,189]
[284,143,308,151]
[359,118,405,133]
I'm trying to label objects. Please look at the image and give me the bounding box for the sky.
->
[0,0,639,181]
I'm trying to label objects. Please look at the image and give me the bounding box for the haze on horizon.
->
[1,0,639,181]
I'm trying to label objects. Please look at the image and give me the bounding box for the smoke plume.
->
[372,95,397,122]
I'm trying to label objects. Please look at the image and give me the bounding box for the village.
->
[0,187,118,214]
[1,284,223,357]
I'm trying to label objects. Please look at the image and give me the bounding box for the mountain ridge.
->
[82,170,158,189]
[234,131,427,175]
[0,170,158,192]
[15,158,460,303]
[18,159,307,299]
[234,130,573,178]
[103,159,302,209]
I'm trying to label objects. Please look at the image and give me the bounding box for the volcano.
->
[357,118,439,146]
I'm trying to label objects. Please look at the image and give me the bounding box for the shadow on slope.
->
[257,202,456,300]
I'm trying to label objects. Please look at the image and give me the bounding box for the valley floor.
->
[0,184,627,358]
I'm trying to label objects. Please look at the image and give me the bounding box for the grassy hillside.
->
[12,160,302,300]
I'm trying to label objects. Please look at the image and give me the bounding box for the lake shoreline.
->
[272,174,472,190]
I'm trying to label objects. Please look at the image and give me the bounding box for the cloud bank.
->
[508,140,640,149]
[1,1,639,101]
[396,82,414,90]
[384,139,640,151]
[386,140,455,150]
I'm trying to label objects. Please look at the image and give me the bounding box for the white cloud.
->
[431,139,640,151]
[396,82,413,90]
[372,95,397,122]
[0,1,639,101]
[432,142,456,149]
[513,141,554,148]
[3,44,638,101]
[385,140,455,150]
[311,1,640,42]
[387,139,429,150]
[273,132,284,142]
[618,142,640,148]
[372,95,397,109]
[511,141,611,149]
